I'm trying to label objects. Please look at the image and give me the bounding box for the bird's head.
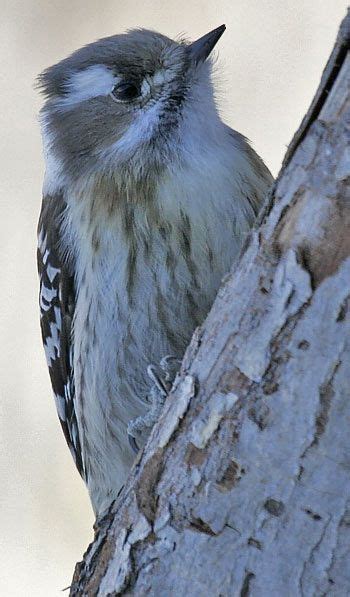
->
[38,26,225,189]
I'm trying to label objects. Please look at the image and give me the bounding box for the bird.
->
[37,25,273,516]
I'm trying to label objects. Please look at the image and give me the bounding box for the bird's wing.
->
[227,126,274,215]
[37,194,85,479]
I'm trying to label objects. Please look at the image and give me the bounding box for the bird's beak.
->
[188,24,226,65]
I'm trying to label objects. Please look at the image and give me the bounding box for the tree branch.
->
[71,10,350,596]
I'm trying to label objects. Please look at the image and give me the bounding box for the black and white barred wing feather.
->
[37,195,85,479]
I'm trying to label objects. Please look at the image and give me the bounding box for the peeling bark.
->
[71,12,350,597]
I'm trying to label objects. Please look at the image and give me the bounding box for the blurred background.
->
[0,1,348,594]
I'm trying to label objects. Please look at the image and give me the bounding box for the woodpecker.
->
[37,25,273,515]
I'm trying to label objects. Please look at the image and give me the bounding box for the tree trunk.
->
[71,12,350,596]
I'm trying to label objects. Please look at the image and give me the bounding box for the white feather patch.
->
[101,100,161,161]
[60,65,117,106]
[46,263,60,283]
[40,283,57,310]
[44,320,60,365]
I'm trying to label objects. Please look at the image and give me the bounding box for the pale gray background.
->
[0,1,348,594]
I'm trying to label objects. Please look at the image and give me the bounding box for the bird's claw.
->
[128,432,140,454]
[127,354,180,453]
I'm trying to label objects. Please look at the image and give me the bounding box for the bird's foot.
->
[127,355,181,453]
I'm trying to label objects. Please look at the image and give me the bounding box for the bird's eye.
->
[111,81,140,102]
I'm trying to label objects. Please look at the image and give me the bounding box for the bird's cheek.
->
[108,109,134,140]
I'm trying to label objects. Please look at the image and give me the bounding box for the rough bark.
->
[71,12,350,597]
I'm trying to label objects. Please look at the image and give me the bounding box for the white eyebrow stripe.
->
[57,65,177,110]
[59,65,118,106]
